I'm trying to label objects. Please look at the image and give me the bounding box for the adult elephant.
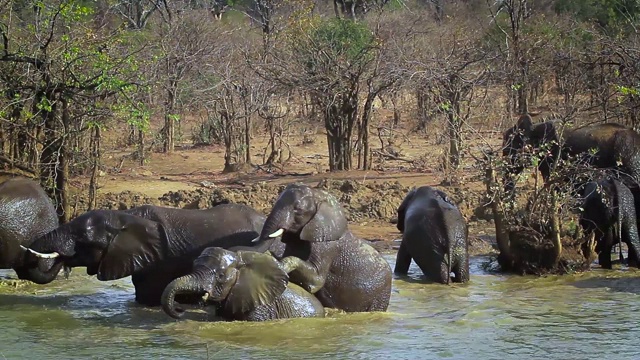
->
[162,247,324,321]
[394,186,469,284]
[252,183,392,313]
[0,177,62,283]
[579,178,640,269]
[24,204,279,305]
[502,114,640,188]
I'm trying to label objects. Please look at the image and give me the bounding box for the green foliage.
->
[555,0,640,35]
[305,18,375,70]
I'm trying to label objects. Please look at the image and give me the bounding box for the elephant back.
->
[0,177,58,245]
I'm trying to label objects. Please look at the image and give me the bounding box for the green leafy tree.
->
[0,0,140,221]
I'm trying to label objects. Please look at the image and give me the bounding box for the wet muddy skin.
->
[1,254,640,359]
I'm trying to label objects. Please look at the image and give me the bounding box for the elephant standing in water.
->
[502,114,640,190]
[0,177,62,283]
[162,247,324,321]
[394,186,469,284]
[252,184,392,313]
[580,178,640,269]
[24,204,280,305]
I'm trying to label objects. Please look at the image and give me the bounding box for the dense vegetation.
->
[2,0,640,241]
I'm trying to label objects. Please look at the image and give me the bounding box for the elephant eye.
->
[216,272,225,281]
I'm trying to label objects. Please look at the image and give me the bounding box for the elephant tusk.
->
[20,245,60,259]
[251,236,260,243]
[268,228,284,238]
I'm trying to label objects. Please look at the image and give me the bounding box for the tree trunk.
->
[484,155,513,268]
[448,113,461,170]
[550,191,563,265]
[88,126,101,211]
[40,93,69,224]
[324,90,357,171]
[359,92,376,170]
[138,128,145,166]
[163,81,177,153]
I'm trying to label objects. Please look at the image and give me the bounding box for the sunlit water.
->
[1,255,640,359]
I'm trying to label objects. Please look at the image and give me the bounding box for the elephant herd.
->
[3,114,636,323]
[503,114,640,266]
[0,178,470,322]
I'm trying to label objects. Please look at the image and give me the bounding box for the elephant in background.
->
[0,177,62,284]
[579,178,640,269]
[162,247,324,321]
[394,186,469,284]
[502,115,640,190]
[24,204,280,305]
[252,183,392,313]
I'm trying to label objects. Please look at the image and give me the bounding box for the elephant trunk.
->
[16,260,64,284]
[254,206,293,246]
[162,273,208,319]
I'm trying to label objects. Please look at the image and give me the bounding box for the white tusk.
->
[20,245,60,259]
[268,228,284,238]
[251,236,260,243]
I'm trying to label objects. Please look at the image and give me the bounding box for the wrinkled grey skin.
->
[502,115,640,191]
[253,183,392,313]
[580,179,640,269]
[0,177,62,283]
[25,204,281,305]
[394,186,470,284]
[162,247,324,321]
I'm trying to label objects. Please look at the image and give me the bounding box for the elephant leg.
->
[314,287,336,309]
[132,272,164,306]
[280,256,327,294]
[451,255,470,283]
[393,240,412,275]
[597,230,614,269]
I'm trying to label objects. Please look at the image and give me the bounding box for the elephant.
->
[0,177,62,283]
[252,183,392,313]
[579,178,640,269]
[162,247,325,321]
[23,204,280,305]
[503,115,640,188]
[394,186,470,284]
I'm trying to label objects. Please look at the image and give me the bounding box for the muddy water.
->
[1,255,640,359]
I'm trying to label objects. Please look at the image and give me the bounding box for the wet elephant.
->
[0,177,62,283]
[252,183,392,313]
[162,247,324,321]
[579,178,640,269]
[394,186,469,284]
[502,115,640,190]
[24,204,282,305]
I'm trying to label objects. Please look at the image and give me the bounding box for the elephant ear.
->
[226,251,288,314]
[97,215,166,281]
[396,188,417,233]
[300,195,348,242]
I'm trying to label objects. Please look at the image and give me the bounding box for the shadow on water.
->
[2,257,640,359]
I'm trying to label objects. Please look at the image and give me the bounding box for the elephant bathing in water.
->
[252,183,392,313]
[394,186,470,284]
[0,177,61,284]
[162,247,324,321]
[24,204,279,306]
[580,178,640,269]
[502,114,640,191]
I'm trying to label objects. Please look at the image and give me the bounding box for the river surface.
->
[1,254,640,359]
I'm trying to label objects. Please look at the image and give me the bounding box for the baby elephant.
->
[395,186,470,284]
[161,247,324,321]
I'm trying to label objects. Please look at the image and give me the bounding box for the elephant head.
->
[161,247,288,319]
[502,115,567,186]
[23,210,166,282]
[253,184,348,246]
[397,187,453,233]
